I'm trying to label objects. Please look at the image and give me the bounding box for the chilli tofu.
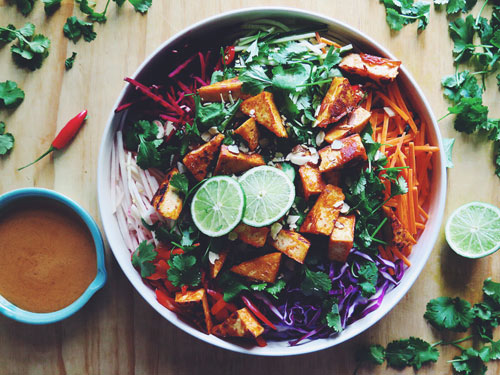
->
[116,21,437,347]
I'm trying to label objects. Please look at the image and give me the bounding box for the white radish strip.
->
[110,138,117,214]
[145,169,160,193]
[299,40,324,56]
[116,132,132,208]
[138,168,154,199]
[116,205,133,251]
[270,32,316,44]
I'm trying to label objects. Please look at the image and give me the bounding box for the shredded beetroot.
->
[124,77,184,115]
[168,54,196,78]
[198,52,206,82]
[193,76,208,86]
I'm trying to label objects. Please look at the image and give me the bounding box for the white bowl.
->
[97,7,447,356]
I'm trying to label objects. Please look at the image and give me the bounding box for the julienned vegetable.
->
[110,20,437,347]
[18,109,88,170]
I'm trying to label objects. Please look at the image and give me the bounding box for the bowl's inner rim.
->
[98,7,446,356]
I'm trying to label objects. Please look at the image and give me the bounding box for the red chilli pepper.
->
[223,46,235,66]
[18,110,88,171]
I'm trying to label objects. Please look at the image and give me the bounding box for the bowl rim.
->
[97,6,447,356]
[0,187,107,324]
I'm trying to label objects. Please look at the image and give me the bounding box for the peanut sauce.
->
[0,199,97,313]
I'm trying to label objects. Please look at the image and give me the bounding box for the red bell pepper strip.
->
[146,259,169,280]
[255,336,267,347]
[156,288,180,313]
[18,110,88,171]
[241,295,277,330]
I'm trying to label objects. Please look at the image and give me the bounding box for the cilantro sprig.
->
[131,240,157,278]
[0,121,15,156]
[0,23,50,70]
[380,0,431,31]
[0,80,25,109]
[356,278,500,374]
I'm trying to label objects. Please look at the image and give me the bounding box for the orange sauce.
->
[0,199,97,313]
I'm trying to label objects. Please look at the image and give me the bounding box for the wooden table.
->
[0,1,499,374]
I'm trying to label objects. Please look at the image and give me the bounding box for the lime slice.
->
[191,176,245,237]
[445,202,500,258]
[239,165,296,227]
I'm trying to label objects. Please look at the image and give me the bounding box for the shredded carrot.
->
[392,246,412,267]
[315,32,326,54]
[416,222,425,230]
[381,113,389,153]
[408,169,416,235]
[365,90,373,111]
[377,92,410,123]
[389,82,418,134]
[320,37,342,49]
[414,145,439,152]
[385,133,413,146]
[389,132,406,168]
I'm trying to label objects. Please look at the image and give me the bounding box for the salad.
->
[110,19,438,347]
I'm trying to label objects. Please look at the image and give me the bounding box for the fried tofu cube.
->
[182,134,224,181]
[383,207,417,251]
[325,107,372,143]
[300,184,345,236]
[209,249,229,279]
[198,77,248,102]
[214,145,265,175]
[299,164,326,201]
[328,214,355,262]
[339,53,401,84]
[212,307,264,338]
[270,229,311,264]
[175,289,213,333]
[234,118,260,151]
[151,168,183,220]
[318,134,367,173]
[230,252,282,283]
[233,223,270,248]
[241,92,288,138]
[315,77,364,128]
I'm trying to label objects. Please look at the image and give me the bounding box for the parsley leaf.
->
[42,0,62,14]
[167,253,201,288]
[450,348,487,375]
[0,80,25,108]
[170,173,189,196]
[385,337,439,369]
[65,52,77,70]
[63,16,97,43]
[424,296,474,331]
[443,137,455,168]
[0,121,15,156]
[131,240,157,278]
[357,261,379,297]
[301,267,332,297]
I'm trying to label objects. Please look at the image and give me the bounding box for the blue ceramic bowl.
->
[0,188,107,324]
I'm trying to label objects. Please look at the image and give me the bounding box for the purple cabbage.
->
[251,249,407,346]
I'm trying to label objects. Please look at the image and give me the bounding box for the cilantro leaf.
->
[301,267,332,297]
[271,64,310,91]
[239,65,272,95]
[136,137,163,169]
[194,96,241,132]
[128,0,152,13]
[323,299,342,332]
[63,16,97,43]
[131,240,157,278]
[113,0,126,5]
[217,272,248,301]
[269,42,308,65]
[449,97,489,134]
[42,0,62,14]
[124,120,158,150]
[443,137,455,168]
[0,121,15,156]
[449,15,475,63]
[79,0,108,23]
[167,253,201,288]
[483,278,500,305]
[324,46,342,70]
[65,52,77,70]
[250,283,267,291]
[0,80,25,108]
[170,173,189,196]
[357,261,379,297]
[385,337,439,369]
[479,340,500,362]
[424,296,474,331]
[8,0,35,16]
[450,348,487,375]
[0,25,17,43]
[381,0,431,31]
[390,175,408,196]
[441,71,482,104]
[366,345,386,365]
[266,279,286,298]
[445,0,477,14]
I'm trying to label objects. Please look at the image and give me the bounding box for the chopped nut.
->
[227,144,240,154]
[270,222,283,240]
[330,140,343,150]
[208,251,220,265]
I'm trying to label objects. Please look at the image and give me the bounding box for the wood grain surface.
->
[0,1,499,374]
